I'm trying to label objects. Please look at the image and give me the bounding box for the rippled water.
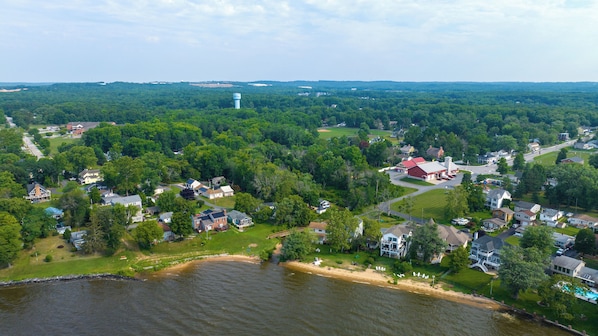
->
[0,261,569,336]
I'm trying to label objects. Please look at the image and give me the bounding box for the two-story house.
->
[485,189,512,210]
[380,224,413,259]
[194,209,228,232]
[514,201,541,214]
[469,235,508,272]
[492,207,514,222]
[540,208,564,227]
[24,182,52,203]
[78,169,103,185]
[438,224,469,252]
[308,221,329,244]
[514,201,541,227]
[106,194,144,222]
[551,255,598,288]
[228,210,253,231]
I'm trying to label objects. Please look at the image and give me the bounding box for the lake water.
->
[0,261,570,336]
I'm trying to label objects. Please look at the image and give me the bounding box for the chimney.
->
[474,231,479,240]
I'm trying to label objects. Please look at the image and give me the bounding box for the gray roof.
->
[542,208,560,217]
[473,235,506,252]
[515,201,537,210]
[109,194,142,206]
[494,207,514,215]
[438,224,469,246]
[383,224,413,238]
[552,255,584,270]
[228,210,250,221]
[487,189,510,199]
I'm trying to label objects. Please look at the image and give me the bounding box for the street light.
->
[432,275,435,287]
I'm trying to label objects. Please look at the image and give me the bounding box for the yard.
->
[391,189,448,222]
[47,136,81,156]
[317,127,393,140]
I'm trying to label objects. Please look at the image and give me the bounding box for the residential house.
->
[24,182,51,203]
[438,224,469,252]
[426,146,444,159]
[485,189,512,210]
[78,169,103,185]
[515,209,537,226]
[574,141,592,150]
[552,232,575,249]
[220,185,234,197]
[70,230,87,251]
[159,212,173,224]
[540,208,564,227]
[482,218,508,232]
[211,176,226,187]
[514,201,541,214]
[400,144,415,156]
[551,255,598,288]
[477,153,498,164]
[379,224,413,259]
[228,210,253,230]
[159,222,175,241]
[492,207,514,222]
[185,178,202,191]
[568,214,598,232]
[558,132,570,141]
[201,187,224,199]
[44,207,64,219]
[561,156,584,164]
[407,161,448,182]
[469,235,508,272]
[106,194,143,222]
[308,221,328,244]
[194,209,228,232]
[528,142,541,153]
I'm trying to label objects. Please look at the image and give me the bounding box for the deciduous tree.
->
[134,220,163,249]
[408,219,446,263]
[575,228,596,256]
[326,208,359,252]
[448,246,469,273]
[280,229,313,261]
[0,212,22,267]
[498,245,548,298]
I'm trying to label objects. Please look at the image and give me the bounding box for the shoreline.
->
[146,254,261,278]
[282,260,503,311]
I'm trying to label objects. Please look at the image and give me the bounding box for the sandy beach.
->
[283,260,502,310]
[147,254,261,278]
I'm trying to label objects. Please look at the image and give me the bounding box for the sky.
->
[1,0,597,82]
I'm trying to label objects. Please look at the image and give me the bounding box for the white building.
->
[379,225,413,259]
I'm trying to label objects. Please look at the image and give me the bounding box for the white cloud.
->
[0,0,597,81]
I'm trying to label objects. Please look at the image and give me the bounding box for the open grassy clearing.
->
[317,127,393,140]
[400,177,434,186]
[202,195,235,208]
[391,189,448,222]
[47,136,81,156]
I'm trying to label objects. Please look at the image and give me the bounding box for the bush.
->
[63,228,72,241]
[393,260,413,274]
[44,255,53,262]
[196,199,205,207]
[365,256,375,266]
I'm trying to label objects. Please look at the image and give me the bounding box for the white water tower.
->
[233,93,241,109]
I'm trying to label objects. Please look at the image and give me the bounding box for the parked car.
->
[451,218,469,225]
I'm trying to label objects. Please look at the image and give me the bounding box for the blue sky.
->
[1,0,597,82]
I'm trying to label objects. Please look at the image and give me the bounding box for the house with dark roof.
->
[515,209,537,226]
[24,182,51,203]
[194,209,228,232]
[426,145,444,159]
[469,235,508,272]
[380,224,413,259]
[485,189,511,210]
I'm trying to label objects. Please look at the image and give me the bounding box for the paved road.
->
[379,140,576,223]
[23,136,44,159]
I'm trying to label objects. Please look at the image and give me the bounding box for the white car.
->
[451,218,469,225]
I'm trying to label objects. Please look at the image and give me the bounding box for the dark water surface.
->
[0,261,570,336]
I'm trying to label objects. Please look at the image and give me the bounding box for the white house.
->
[514,201,541,214]
[552,232,575,249]
[185,178,202,191]
[228,210,253,230]
[379,225,413,259]
[485,189,511,210]
[568,214,598,232]
[220,185,234,197]
[551,255,598,288]
[308,221,328,244]
[515,210,537,227]
[540,208,564,227]
[106,194,144,222]
[469,235,508,272]
[78,169,103,185]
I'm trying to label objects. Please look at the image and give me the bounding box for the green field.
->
[317,127,393,140]
[47,136,81,156]
[400,177,434,186]
[534,147,595,166]
[391,189,448,222]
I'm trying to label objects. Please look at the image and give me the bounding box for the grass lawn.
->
[202,196,235,208]
[317,127,393,140]
[47,137,81,156]
[504,235,520,246]
[441,267,493,294]
[554,226,580,236]
[533,152,558,166]
[400,177,434,186]
[390,189,448,222]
